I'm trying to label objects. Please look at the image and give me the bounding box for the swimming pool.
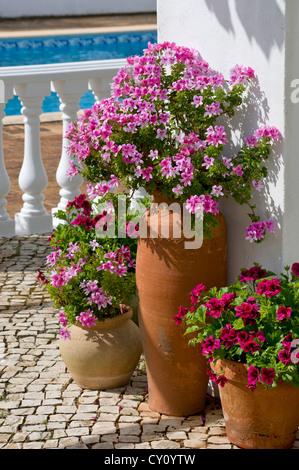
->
[0,30,157,116]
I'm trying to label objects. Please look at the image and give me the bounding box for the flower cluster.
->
[65,41,282,240]
[179,263,299,390]
[38,192,140,339]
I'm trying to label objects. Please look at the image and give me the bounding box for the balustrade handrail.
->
[0,58,128,238]
[0,58,128,83]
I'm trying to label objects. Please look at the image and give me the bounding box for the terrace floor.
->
[0,12,157,36]
[2,117,233,450]
[0,233,230,450]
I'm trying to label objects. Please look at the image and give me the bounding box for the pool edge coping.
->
[0,24,157,39]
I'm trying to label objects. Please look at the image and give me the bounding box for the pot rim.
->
[73,305,133,330]
[211,358,295,390]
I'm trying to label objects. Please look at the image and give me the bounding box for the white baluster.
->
[0,84,15,237]
[14,82,52,235]
[130,187,151,213]
[88,77,112,103]
[51,79,88,227]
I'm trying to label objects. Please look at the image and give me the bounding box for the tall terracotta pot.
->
[212,359,299,449]
[136,194,227,416]
[59,306,143,390]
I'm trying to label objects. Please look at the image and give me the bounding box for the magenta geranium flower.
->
[66,193,92,216]
[201,335,221,355]
[247,365,260,386]
[235,301,259,326]
[206,369,227,388]
[174,306,189,326]
[37,269,49,285]
[189,284,206,308]
[278,349,291,366]
[239,266,267,282]
[181,263,299,391]
[236,331,249,346]
[205,298,224,318]
[242,340,260,354]
[265,279,283,297]
[220,292,236,309]
[220,324,237,348]
[291,263,299,277]
[256,278,282,298]
[276,306,292,321]
[260,368,276,386]
[255,331,265,343]
[216,375,228,388]
[282,333,293,351]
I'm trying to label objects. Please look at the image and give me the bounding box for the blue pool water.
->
[0,30,157,116]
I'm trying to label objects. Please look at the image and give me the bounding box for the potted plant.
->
[37,191,143,390]
[65,41,282,415]
[179,263,299,449]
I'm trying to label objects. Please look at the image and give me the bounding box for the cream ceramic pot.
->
[59,307,143,390]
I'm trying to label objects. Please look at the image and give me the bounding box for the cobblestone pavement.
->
[0,235,298,450]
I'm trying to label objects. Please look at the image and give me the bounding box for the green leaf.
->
[232,318,244,330]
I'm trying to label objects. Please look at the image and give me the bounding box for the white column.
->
[0,84,15,237]
[14,81,53,235]
[88,77,112,103]
[51,79,88,226]
[130,187,151,213]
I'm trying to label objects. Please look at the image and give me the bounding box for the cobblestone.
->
[0,234,298,449]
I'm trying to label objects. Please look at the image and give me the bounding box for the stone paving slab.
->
[0,234,299,449]
[0,13,157,33]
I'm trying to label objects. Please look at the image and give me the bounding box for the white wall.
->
[157,0,299,283]
[0,0,156,18]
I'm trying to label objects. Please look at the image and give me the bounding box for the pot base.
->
[68,371,136,391]
[226,429,297,450]
[212,359,299,449]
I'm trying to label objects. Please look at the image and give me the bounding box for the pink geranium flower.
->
[211,185,224,198]
[202,156,214,169]
[76,309,98,328]
[252,180,263,192]
[231,164,243,177]
[59,328,71,340]
[192,95,203,107]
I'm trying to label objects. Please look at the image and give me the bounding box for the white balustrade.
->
[0,84,15,237]
[14,81,53,235]
[51,79,88,227]
[0,58,127,237]
[88,77,114,103]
